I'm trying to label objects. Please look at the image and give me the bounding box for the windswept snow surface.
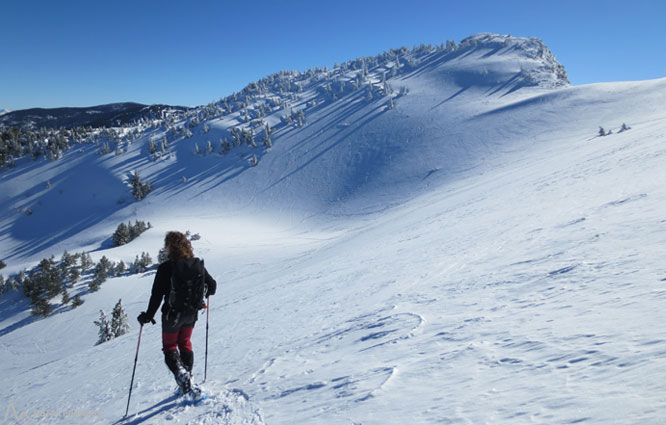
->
[2,35,666,424]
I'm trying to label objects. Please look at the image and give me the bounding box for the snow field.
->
[1,35,666,424]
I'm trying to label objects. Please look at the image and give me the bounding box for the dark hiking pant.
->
[162,310,197,374]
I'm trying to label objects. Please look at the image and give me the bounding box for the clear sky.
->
[1,0,664,111]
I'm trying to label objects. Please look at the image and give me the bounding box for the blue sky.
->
[1,0,664,110]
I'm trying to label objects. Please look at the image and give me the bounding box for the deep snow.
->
[1,34,666,424]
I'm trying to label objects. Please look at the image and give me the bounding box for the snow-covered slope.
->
[2,34,666,424]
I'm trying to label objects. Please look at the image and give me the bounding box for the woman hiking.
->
[137,231,216,396]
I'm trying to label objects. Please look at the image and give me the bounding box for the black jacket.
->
[145,258,217,320]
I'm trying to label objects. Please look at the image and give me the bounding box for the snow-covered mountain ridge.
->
[2,34,666,424]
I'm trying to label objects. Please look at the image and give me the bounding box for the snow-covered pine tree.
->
[94,310,113,345]
[68,266,80,284]
[72,294,83,307]
[80,252,93,270]
[148,138,157,154]
[112,222,131,246]
[31,294,50,317]
[130,171,152,201]
[263,125,272,149]
[111,299,130,338]
[598,127,606,137]
[141,252,152,268]
[115,260,126,275]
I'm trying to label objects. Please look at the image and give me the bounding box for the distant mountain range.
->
[0,102,188,129]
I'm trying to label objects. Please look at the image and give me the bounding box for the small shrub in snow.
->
[249,154,259,167]
[598,127,607,137]
[71,294,83,308]
[619,123,631,133]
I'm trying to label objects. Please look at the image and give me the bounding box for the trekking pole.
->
[124,324,144,418]
[204,295,210,383]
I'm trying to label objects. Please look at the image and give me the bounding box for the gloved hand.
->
[137,312,156,325]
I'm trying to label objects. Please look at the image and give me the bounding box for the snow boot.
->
[165,349,193,394]
[180,350,194,373]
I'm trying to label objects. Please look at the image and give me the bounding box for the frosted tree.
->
[130,171,152,200]
[115,260,126,275]
[0,274,4,294]
[69,266,80,284]
[5,275,20,292]
[148,138,157,154]
[598,127,606,137]
[111,299,130,337]
[263,125,272,149]
[220,139,231,155]
[80,252,94,270]
[60,250,76,272]
[112,222,131,246]
[94,310,113,345]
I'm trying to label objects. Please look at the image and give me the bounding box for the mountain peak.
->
[458,33,569,87]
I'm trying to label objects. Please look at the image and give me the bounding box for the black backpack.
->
[167,258,207,313]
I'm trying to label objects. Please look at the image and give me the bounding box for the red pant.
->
[162,326,194,353]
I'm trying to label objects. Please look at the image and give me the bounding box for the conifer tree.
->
[94,310,113,345]
[72,294,83,307]
[69,266,80,284]
[111,299,130,338]
[113,222,131,246]
[115,260,126,275]
[31,294,51,317]
[80,252,94,270]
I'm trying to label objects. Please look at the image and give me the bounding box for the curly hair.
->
[164,231,194,261]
